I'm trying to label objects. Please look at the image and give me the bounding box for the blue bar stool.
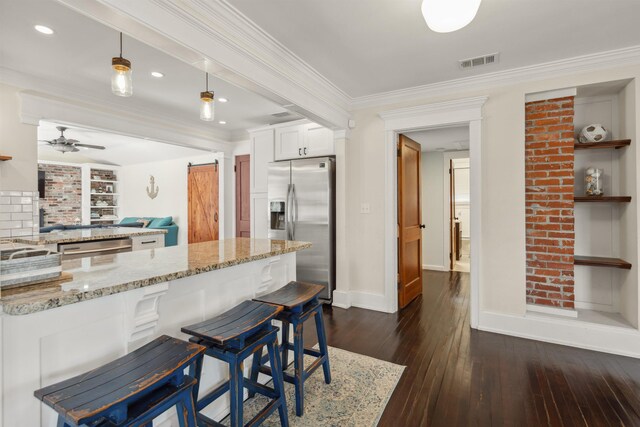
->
[251,281,331,416]
[181,300,289,427]
[34,335,205,427]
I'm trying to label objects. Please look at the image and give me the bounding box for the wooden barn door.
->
[397,134,424,309]
[188,163,219,243]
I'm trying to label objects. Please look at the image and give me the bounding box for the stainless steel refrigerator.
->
[267,157,335,301]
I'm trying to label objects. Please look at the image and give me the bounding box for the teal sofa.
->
[119,217,179,247]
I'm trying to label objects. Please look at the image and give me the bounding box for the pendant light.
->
[421,0,481,33]
[200,73,215,121]
[111,32,132,97]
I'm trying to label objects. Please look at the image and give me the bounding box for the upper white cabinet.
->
[250,129,274,194]
[304,123,334,158]
[274,121,334,161]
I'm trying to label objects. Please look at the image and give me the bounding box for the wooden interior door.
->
[398,134,424,309]
[188,163,219,243]
[235,155,251,237]
[449,159,457,270]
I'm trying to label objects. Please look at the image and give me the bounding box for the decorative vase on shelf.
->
[585,167,603,196]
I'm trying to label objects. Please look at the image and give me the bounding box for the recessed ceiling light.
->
[218,121,227,125]
[34,25,54,35]
[218,98,228,103]
[151,71,164,78]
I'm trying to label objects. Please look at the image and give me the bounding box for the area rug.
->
[226,346,405,426]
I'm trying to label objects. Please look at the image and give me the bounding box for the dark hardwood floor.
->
[319,270,640,426]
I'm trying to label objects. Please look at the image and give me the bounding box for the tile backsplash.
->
[0,191,39,238]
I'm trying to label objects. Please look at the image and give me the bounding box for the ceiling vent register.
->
[459,53,500,70]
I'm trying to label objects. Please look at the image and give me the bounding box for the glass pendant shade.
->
[421,0,481,33]
[200,91,215,121]
[111,57,132,97]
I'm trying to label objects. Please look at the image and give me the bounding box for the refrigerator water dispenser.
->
[270,201,285,230]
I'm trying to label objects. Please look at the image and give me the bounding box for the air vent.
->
[459,53,499,70]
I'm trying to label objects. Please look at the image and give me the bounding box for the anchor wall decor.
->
[146,175,159,199]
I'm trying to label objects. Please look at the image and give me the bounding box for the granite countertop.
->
[11,227,167,245]
[0,238,311,315]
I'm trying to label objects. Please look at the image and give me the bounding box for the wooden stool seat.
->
[34,335,205,427]
[253,281,325,311]
[182,300,282,346]
[181,300,289,427]
[252,281,331,417]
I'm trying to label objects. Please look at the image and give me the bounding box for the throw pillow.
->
[136,218,151,228]
[149,216,172,228]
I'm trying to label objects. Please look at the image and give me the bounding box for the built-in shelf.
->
[91,206,120,209]
[574,255,632,270]
[574,196,632,203]
[91,193,119,196]
[91,179,118,183]
[90,218,119,222]
[574,139,631,150]
[0,155,12,161]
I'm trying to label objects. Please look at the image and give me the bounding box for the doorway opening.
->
[380,96,486,325]
[397,126,471,307]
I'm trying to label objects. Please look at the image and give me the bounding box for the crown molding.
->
[353,45,640,109]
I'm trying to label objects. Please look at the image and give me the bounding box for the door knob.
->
[214,213,218,222]
[420,224,426,229]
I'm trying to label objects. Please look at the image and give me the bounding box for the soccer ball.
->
[578,124,608,143]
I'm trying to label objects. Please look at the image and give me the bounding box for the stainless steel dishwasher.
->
[58,238,133,260]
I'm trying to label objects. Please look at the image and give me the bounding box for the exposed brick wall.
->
[38,163,82,225]
[525,96,575,309]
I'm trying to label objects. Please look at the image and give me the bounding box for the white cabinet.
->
[275,124,305,160]
[250,129,274,194]
[251,193,268,239]
[274,122,334,160]
[304,123,334,158]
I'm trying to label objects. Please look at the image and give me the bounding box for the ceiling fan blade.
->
[74,143,106,150]
[66,139,80,144]
[38,140,54,143]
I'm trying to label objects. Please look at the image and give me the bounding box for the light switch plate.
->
[360,203,370,214]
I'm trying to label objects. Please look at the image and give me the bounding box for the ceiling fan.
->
[39,126,106,153]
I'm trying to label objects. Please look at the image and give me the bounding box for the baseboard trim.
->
[332,290,392,313]
[332,290,351,309]
[423,264,448,272]
[479,311,640,359]
[526,303,578,318]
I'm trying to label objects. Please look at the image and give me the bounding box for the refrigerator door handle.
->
[286,183,293,240]
[291,183,297,240]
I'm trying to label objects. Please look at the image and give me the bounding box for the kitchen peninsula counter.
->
[1,238,310,315]
[0,238,309,426]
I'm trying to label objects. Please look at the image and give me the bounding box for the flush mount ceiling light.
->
[218,120,226,125]
[200,72,215,121]
[150,71,164,78]
[218,98,228,103]
[111,32,132,97]
[34,25,54,35]
[421,0,481,33]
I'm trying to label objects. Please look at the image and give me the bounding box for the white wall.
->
[0,83,37,191]
[421,151,445,269]
[345,63,640,318]
[119,153,224,245]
